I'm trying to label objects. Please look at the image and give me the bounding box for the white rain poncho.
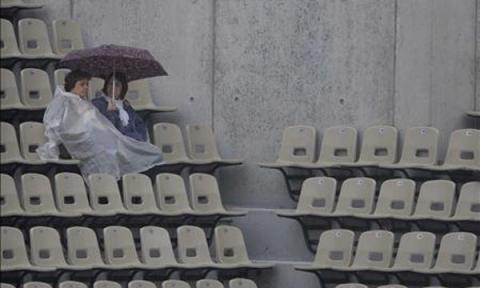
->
[37,87,163,180]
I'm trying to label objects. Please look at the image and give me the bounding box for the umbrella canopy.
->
[58,44,167,81]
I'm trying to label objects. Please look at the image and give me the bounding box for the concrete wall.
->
[17,0,478,287]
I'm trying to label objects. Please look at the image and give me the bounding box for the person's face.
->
[106,79,123,99]
[71,79,89,99]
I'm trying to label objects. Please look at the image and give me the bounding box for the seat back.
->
[126,79,154,107]
[275,125,316,163]
[66,226,104,267]
[196,280,224,288]
[140,226,178,266]
[54,172,91,214]
[358,126,398,164]
[443,129,480,167]
[185,124,221,160]
[21,173,57,214]
[1,19,21,57]
[1,68,22,108]
[93,281,122,288]
[296,177,337,214]
[103,226,141,265]
[89,77,104,99]
[229,279,257,288]
[189,173,226,213]
[128,281,157,288]
[318,126,357,163]
[88,174,125,214]
[0,122,22,162]
[414,180,455,219]
[0,174,23,216]
[313,229,355,268]
[18,18,54,56]
[214,225,251,264]
[335,177,376,215]
[453,181,480,220]
[54,68,71,89]
[352,230,394,269]
[434,232,477,272]
[155,173,192,213]
[398,127,439,165]
[393,231,436,270]
[23,283,52,288]
[161,281,190,288]
[19,121,46,161]
[59,281,88,288]
[30,226,68,267]
[20,68,53,108]
[374,179,416,217]
[122,173,158,213]
[0,226,31,269]
[177,225,213,265]
[152,123,189,163]
[52,19,84,55]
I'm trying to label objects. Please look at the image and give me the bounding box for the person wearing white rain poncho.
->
[36,70,164,180]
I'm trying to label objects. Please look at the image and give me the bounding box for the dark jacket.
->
[92,95,147,142]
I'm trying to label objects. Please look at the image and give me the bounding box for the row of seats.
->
[260,125,479,172]
[1,172,245,226]
[0,121,242,169]
[1,68,175,112]
[0,0,44,9]
[1,225,273,276]
[278,177,479,229]
[1,18,82,63]
[1,279,258,288]
[296,229,480,285]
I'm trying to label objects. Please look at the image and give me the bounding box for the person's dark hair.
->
[102,72,128,100]
[64,70,91,92]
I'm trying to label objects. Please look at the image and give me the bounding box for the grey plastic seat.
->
[372,178,416,218]
[152,123,193,165]
[54,68,71,89]
[334,177,376,217]
[350,230,394,270]
[54,172,93,216]
[196,279,223,288]
[189,173,246,217]
[335,285,368,288]
[380,127,439,169]
[21,173,59,217]
[29,226,70,269]
[155,173,194,216]
[87,173,128,216]
[0,283,16,288]
[66,226,105,269]
[89,77,104,99]
[228,279,258,288]
[343,125,398,167]
[58,281,88,288]
[1,122,26,165]
[258,125,317,168]
[128,280,157,288]
[17,18,61,60]
[161,280,190,288]
[23,282,52,288]
[0,174,23,218]
[176,225,217,269]
[304,126,358,169]
[126,79,176,112]
[0,226,53,272]
[214,225,273,270]
[122,173,163,215]
[391,231,436,272]
[20,69,53,109]
[93,281,122,288]
[185,124,242,166]
[103,226,143,269]
[19,122,48,164]
[277,176,337,218]
[139,226,180,269]
[52,19,84,56]
[295,229,355,271]
[451,181,480,221]
[433,129,480,171]
[1,68,24,110]
[0,19,25,63]
[428,232,477,274]
[411,180,456,221]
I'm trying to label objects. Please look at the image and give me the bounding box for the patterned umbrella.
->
[58,44,167,81]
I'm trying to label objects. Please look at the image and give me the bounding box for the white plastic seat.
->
[350,230,395,270]
[139,226,180,269]
[176,225,217,269]
[20,69,53,109]
[122,173,163,215]
[451,181,480,221]
[23,282,53,288]
[103,226,143,269]
[214,225,273,270]
[155,173,194,216]
[66,226,105,269]
[126,79,176,112]
[58,281,88,288]
[29,226,70,269]
[19,122,48,164]
[372,179,416,218]
[87,173,128,216]
[54,68,71,90]
[161,280,190,288]
[185,124,242,166]
[391,231,436,272]
[258,125,317,168]
[334,177,376,217]
[428,232,477,274]
[21,173,60,218]
[189,173,246,217]
[1,68,24,110]
[54,172,93,216]
[128,280,157,288]
[196,279,223,288]
[0,19,25,64]
[1,122,26,165]
[52,19,84,56]
[152,123,193,165]
[93,281,122,288]
[17,18,61,61]
[410,180,456,221]
[228,278,258,288]
[0,174,23,218]
[432,129,480,171]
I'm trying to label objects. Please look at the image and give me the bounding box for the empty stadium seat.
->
[126,79,176,112]
[334,177,376,218]
[429,232,477,274]
[52,19,84,56]
[66,226,105,269]
[229,278,258,288]
[23,282,52,288]
[258,125,317,168]
[1,122,26,166]
[432,129,480,172]
[1,68,24,111]
[185,124,243,168]
[54,172,93,218]
[103,226,143,269]
[371,178,416,219]
[128,280,157,288]
[155,173,194,216]
[451,181,480,223]
[89,77,104,99]
[177,225,217,271]
[162,280,190,288]
[29,226,70,269]
[152,123,194,168]
[122,173,163,215]
[196,279,223,288]
[93,281,122,288]
[20,69,52,109]
[0,19,25,65]
[18,18,61,63]
[58,281,88,288]
[0,174,23,223]
[412,180,455,221]
[87,173,128,218]
[139,226,180,269]
[54,68,71,89]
